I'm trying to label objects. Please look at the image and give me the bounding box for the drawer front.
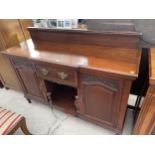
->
[10,56,33,70]
[35,62,77,87]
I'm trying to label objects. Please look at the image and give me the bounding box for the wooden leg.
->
[26,98,31,103]
[5,87,9,90]
[0,81,3,88]
[20,118,32,135]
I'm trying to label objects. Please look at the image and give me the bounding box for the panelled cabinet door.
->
[18,68,41,97]
[78,73,121,128]
[14,60,47,103]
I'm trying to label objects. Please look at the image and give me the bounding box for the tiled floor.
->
[0,88,136,135]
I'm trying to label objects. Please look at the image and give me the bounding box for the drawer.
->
[34,62,77,87]
[10,56,33,70]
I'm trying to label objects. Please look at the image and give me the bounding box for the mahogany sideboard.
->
[1,28,142,134]
[133,48,155,135]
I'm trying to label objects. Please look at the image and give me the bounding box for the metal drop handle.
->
[41,68,49,76]
[57,71,68,80]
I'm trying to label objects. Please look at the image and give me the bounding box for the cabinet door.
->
[17,67,47,102]
[78,73,121,127]
[13,59,47,103]
[18,68,41,96]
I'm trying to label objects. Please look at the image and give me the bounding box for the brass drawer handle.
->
[57,72,68,80]
[40,68,49,76]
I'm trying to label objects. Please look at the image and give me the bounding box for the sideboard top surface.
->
[2,39,141,80]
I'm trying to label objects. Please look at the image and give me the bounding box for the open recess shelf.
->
[45,80,77,115]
